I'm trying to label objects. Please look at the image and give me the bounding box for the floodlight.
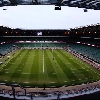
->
[55,6,61,10]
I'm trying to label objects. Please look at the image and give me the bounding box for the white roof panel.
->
[0,5,100,30]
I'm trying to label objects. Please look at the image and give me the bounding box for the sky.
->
[0,5,100,30]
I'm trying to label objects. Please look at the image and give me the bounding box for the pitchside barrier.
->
[66,48,100,71]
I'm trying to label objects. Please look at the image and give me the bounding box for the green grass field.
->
[0,49,100,88]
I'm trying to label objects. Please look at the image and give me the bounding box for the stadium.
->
[0,0,100,100]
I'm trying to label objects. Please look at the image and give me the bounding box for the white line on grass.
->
[23,82,30,83]
[5,69,9,70]
[52,73,57,74]
[50,82,55,83]
[5,72,9,73]
[25,86,31,87]
[49,86,56,87]
[22,73,30,74]
[43,50,44,74]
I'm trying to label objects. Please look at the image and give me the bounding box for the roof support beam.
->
[9,0,17,6]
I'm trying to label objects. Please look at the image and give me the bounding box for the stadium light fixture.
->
[77,42,80,43]
[68,32,70,34]
[3,8,7,10]
[83,8,88,12]
[16,32,18,34]
[55,6,61,10]
[5,31,8,34]
[88,44,91,45]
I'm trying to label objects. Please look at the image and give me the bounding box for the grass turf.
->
[0,49,100,88]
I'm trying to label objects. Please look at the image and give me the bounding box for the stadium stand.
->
[0,0,100,100]
[17,43,66,48]
[67,43,100,63]
[0,43,17,56]
[0,38,100,100]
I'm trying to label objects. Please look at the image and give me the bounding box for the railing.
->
[0,82,100,100]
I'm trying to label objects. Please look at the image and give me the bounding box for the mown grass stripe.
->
[0,50,23,76]
[45,50,61,85]
[47,50,70,84]
[10,50,31,82]
[59,50,100,81]
[55,50,86,79]
[29,50,39,85]
[19,50,36,83]
[59,50,94,79]
[52,50,79,84]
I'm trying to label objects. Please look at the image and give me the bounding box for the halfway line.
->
[43,50,44,74]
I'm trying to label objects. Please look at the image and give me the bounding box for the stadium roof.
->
[0,5,100,30]
[0,1,100,30]
[0,0,100,10]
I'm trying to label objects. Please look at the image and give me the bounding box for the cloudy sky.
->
[0,5,100,30]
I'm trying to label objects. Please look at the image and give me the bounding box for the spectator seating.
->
[15,43,66,48]
[68,43,100,63]
[0,44,16,56]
